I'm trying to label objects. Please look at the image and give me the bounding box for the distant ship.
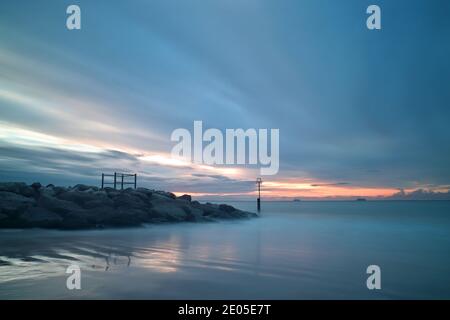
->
[356,198,367,202]
[293,198,301,202]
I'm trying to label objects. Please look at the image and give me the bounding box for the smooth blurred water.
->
[0,201,449,299]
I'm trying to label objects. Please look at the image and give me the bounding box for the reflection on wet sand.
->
[0,225,252,285]
[3,201,448,299]
[0,231,185,282]
[0,222,292,286]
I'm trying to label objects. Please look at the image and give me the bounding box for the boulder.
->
[37,194,82,214]
[0,191,35,215]
[136,188,153,197]
[83,198,114,209]
[31,182,42,190]
[201,206,227,218]
[57,190,99,206]
[178,194,192,202]
[60,212,91,229]
[21,207,62,225]
[86,186,99,192]
[123,188,152,203]
[71,184,91,192]
[151,192,172,202]
[104,208,148,227]
[92,190,108,197]
[52,186,67,196]
[151,202,189,222]
[113,192,149,210]
[219,204,236,213]
[155,190,176,199]
[104,189,121,199]
[183,206,203,222]
[40,186,56,198]
[0,182,34,197]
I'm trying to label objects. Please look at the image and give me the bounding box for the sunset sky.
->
[1,0,450,200]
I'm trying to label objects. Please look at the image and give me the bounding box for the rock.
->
[178,194,192,202]
[31,182,42,190]
[0,191,35,215]
[52,186,67,196]
[59,211,91,230]
[57,190,100,206]
[92,190,108,197]
[21,207,62,225]
[151,202,190,222]
[83,198,114,209]
[72,184,91,192]
[219,204,236,213]
[104,208,148,227]
[40,186,56,198]
[167,192,176,199]
[37,194,82,214]
[185,206,203,222]
[202,205,225,218]
[0,182,34,197]
[113,192,148,210]
[136,188,153,197]
[123,188,152,203]
[155,190,176,199]
[104,189,122,199]
[151,192,172,202]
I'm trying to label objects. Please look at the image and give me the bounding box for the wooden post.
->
[121,174,124,190]
[114,172,117,189]
[134,174,137,189]
[101,173,104,189]
[256,178,262,212]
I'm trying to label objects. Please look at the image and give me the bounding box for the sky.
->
[1,0,450,200]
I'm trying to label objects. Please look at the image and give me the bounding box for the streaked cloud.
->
[0,0,449,199]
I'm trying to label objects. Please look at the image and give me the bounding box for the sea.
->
[0,201,449,299]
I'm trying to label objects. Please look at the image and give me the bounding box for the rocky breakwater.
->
[0,182,257,229]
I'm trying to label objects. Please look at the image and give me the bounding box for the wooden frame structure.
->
[101,172,137,189]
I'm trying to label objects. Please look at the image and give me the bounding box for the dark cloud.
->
[0,142,255,194]
[386,189,450,201]
[310,182,350,187]
[0,0,449,193]
[190,174,236,182]
[0,143,139,186]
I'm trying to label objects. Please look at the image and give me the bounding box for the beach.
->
[1,201,449,299]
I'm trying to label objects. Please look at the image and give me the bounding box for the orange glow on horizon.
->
[0,123,430,199]
[174,180,412,199]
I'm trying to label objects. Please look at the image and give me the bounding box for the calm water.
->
[0,201,449,299]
